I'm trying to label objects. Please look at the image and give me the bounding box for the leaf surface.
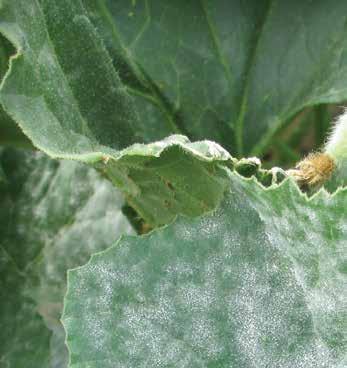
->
[0,1,248,227]
[84,0,347,155]
[63,175,347,368]
[3,1,347,158]
[0,148,133,367]
[0,0,140,159]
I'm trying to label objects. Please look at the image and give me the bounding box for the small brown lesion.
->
[140,222,153,234]
[287,152,336,187]
[164,180,174,191]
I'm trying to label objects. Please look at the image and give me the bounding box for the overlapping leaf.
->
[1,0,347,226]
[0,148,133,367]
[0,1,242,226]
[4,0,347,156]
[0,0,140,159]
[85,0,347,155]
[63,175,347,368]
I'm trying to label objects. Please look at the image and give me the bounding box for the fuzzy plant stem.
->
[325,109,347,162]
[287,108,347,187]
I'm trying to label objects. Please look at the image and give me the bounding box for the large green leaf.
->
[3,1,347,158]
[0,1,249,227]
[85,0,347,155]
[0,148,133,367]
[63,175,346,368]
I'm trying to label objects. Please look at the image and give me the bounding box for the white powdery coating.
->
[325,109,347,160]
[64,177,346,368]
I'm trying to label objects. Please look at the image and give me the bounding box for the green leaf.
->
[63,176,346,368]
[3,1,347,159]
[98,135,287,226]
[84,0,347,155]
[0,33,31,148]
[99,135,236,226]
[0,148,133,367]
[0,0,239,221]
[0,0,141,159]
[0,249,51,367]
[1,0,342,227]
[0,1,239,226]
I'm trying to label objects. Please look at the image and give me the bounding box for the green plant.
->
[0,1,346,367]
